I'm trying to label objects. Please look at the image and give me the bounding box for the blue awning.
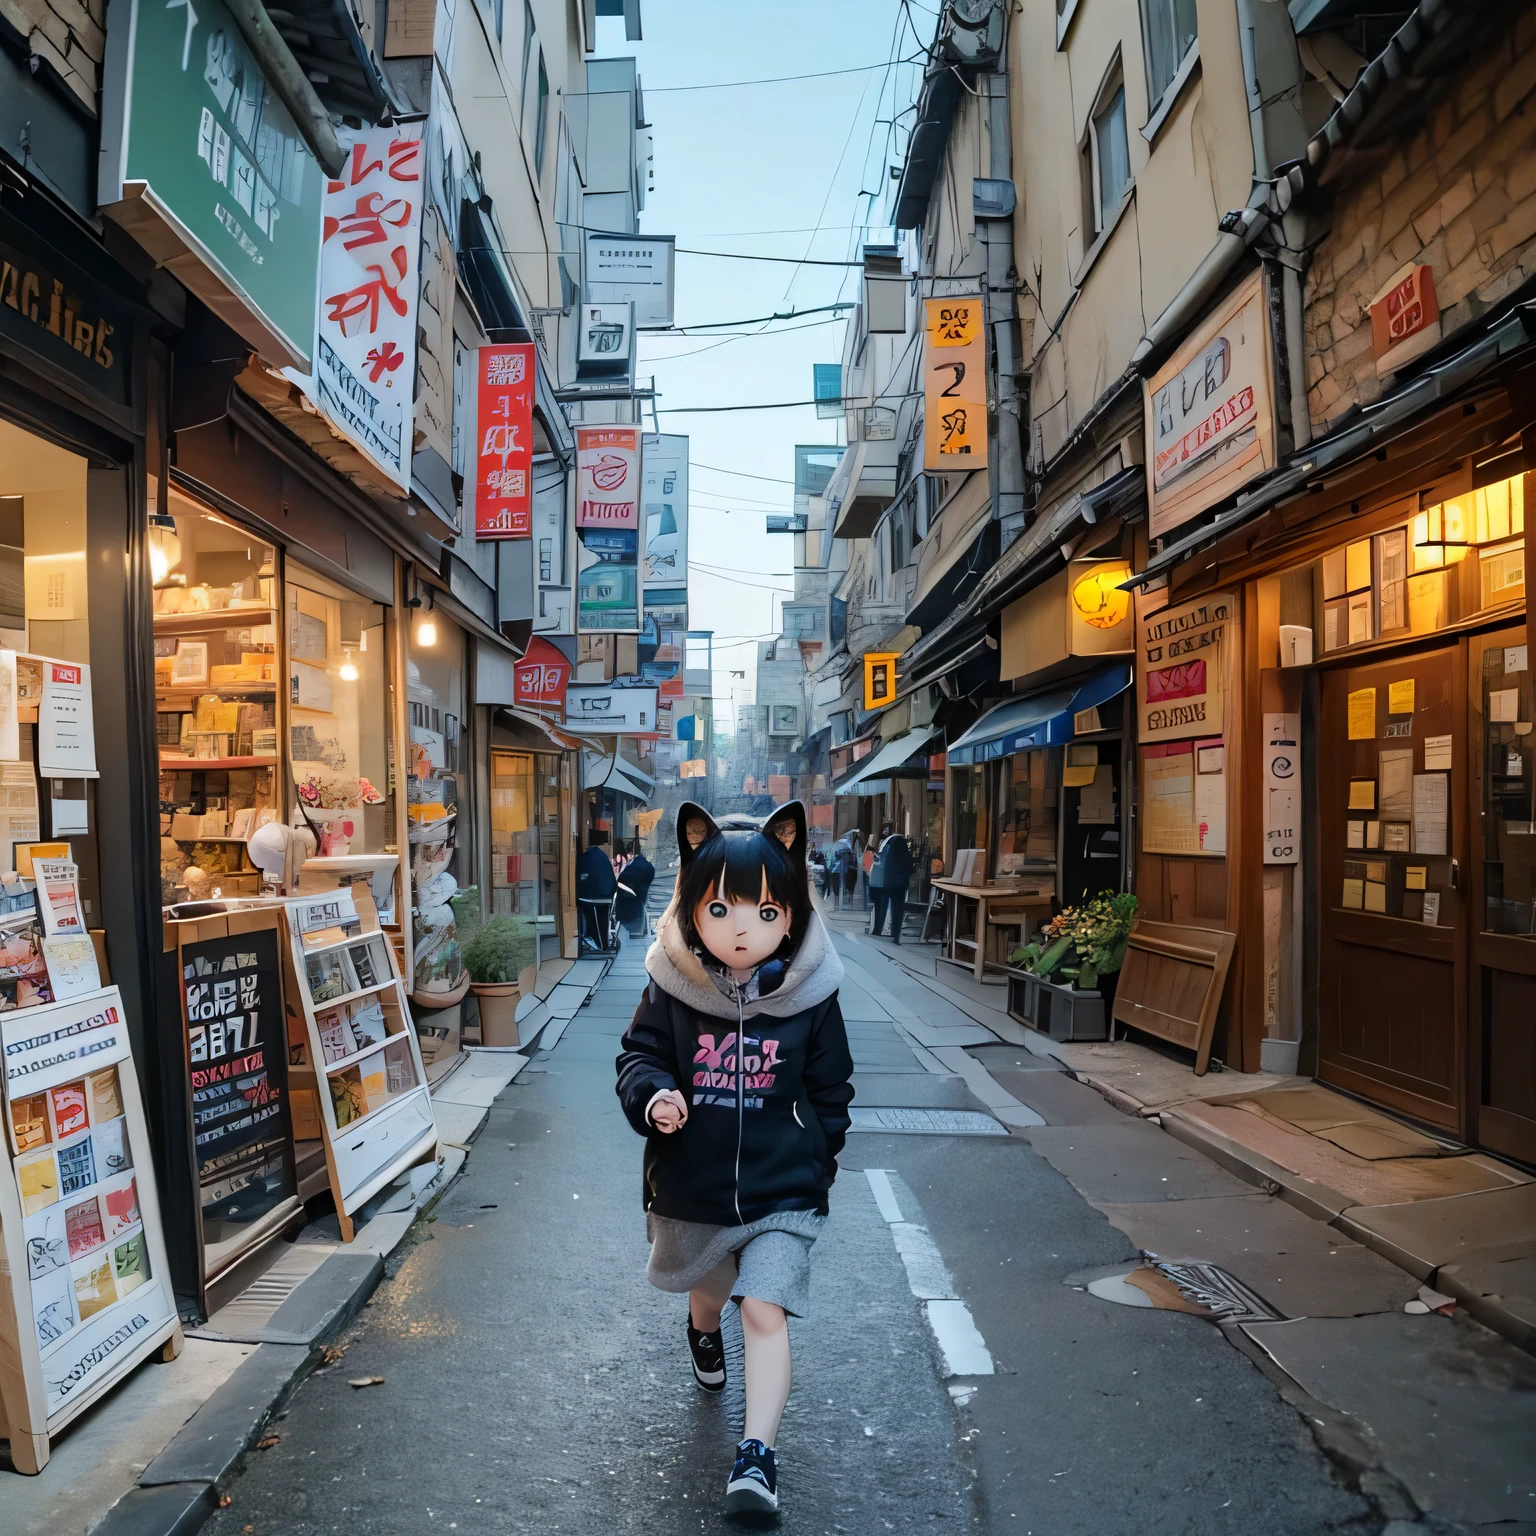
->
[947,663,1132,765]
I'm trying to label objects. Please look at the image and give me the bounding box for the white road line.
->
[864,1167,905,1223]
[863,1169,995,1377]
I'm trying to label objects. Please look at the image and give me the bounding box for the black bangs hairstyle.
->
[673,800,812,958]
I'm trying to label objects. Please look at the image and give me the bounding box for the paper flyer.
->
[35,859,84,937]
[37,661,98,779]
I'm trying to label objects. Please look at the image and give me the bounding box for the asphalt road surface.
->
[203,943,1374,1535]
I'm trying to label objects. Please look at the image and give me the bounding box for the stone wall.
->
[1304,9,1536,428]
[1,0,106,112]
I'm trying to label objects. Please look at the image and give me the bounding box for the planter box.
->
[1005,968,1041,1029]
[1037,976,1108,1042]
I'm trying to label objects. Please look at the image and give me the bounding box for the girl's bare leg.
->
[689,1256,736,1332]
[739,1296,791,1446]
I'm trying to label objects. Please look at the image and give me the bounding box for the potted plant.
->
[1007,892,1138,1041]
[463,914,537,1047]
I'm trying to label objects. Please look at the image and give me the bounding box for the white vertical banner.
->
[1263,712,1300,865]
[289,127,425,490]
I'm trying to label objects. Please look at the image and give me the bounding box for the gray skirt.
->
[647,1208,826,1319]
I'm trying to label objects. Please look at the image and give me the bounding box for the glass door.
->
[1469,625,1536,1162]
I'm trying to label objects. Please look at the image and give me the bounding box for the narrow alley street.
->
[193,913,1528,1535]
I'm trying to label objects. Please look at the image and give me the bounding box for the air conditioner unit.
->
[577,302,635,376]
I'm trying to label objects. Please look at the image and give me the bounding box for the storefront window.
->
[491,750,561,916]
[954,763,982,857]
[996,749,1060,875]
[286,563,394,857]
[1482,642,1534,938]
[155,491,278,901]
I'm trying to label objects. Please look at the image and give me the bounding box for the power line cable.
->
[691,463,796,485]
[645,57,921,93]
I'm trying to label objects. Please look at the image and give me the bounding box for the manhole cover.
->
[848,1107,1007,1136]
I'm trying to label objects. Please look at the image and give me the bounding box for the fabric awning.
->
[834,727,940,795]
[948,664,1132,765]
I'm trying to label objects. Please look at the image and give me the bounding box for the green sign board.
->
[103,0,321,367]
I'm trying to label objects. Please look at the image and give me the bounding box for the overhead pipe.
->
[224,0,346,178]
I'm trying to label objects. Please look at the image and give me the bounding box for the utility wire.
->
[691,463,796,485]
[645,57,922,93]
[675,247,865,267]
[660,390,920,415]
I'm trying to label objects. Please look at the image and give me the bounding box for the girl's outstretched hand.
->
[649,1089,689,1133]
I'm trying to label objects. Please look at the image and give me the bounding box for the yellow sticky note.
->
[1063,743,1098,788]
[1342,879,1365,910]
[1346,539,1372,593]
[1349,779,1377,811]
[1405,866,1427,891]
[1348,687,1376,740]
[1364,881,1387,913]
[1389,679,1415,715]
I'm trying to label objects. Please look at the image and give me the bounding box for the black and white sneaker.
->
[725,1438,778,1516]
[687,1323,726,1392]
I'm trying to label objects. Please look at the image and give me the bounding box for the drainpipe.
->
[979,69,1026,546]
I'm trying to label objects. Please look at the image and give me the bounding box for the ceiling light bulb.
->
[416,617,437,646]
[148,513,181,586]
[339,650,359,682]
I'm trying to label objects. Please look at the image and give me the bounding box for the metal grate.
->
[848,1107,1008,1136]
[1146,1259,1285,1323]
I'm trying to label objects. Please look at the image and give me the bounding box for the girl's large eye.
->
[707,901,729,919]
[759,905,782,925]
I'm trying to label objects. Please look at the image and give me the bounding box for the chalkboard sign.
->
[181,929,295,1252]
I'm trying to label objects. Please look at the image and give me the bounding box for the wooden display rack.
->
[0,988,183,1474]
[280,881,438,1243]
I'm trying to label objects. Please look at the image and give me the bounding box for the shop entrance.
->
[1318,644,1466,1134]
[1469,625,1536,1163]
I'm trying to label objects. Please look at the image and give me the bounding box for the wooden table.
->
[931,878,1055,982]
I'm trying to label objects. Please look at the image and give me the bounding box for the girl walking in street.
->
[616,800,854,1517]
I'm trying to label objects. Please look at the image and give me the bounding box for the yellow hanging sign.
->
[922,297,988,471]
[864,652,899,711]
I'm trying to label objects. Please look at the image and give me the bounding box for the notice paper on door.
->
[1491,688,1519,722]
[1348,687,1377,740]
[1364,881,1387,913]
[1405,866,1427,891]
[37,661,98,778]
[1424,733,1453,771]
[1422,890,1441,926]
[1388,678,1416,715]
[1412,772,1449,856]
[1349,778,1377,811]
[1346,820,1365,849]
[1379,748,1414,819]
[1342,878,1365,909]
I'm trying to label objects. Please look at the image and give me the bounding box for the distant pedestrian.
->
[869,823,914,943]
[828,836,856,909]
[614,839,655,936]
[577,829,618,949]
[616,800,854,1517]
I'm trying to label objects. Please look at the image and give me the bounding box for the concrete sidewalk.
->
[8,954,614,1536]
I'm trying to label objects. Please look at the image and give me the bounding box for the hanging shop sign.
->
[1144,271,1276,541]
[180,926,295,1259]
[99,0,324,370]
[294,127,424,490]
[1000,560,1133,682]
[513,637,571,708]
[922,297,987,472]
[564,684,658,736]
[863,652,899,712]
[475,343,536,537]
[584,231,676,329]
[1370,263,1440,375]
[576,426,641,633]
[1136,591,1233,745]
[1263,712,1301,865]
[641,433,689,608]
[0,987,180,1466]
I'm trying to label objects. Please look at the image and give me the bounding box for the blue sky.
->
[592,1,930,719]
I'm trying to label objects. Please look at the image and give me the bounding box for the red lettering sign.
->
[1370,264,1439,361]
[513,637,571,707]
[476,344,535,538]
[1146,658,1207,703]
[1153,386,1255,485]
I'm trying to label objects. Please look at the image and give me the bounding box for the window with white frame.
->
[1080,62,1131,241]
[1141,0,1198,109]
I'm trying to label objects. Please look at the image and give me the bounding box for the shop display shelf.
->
[158,754,277,770]
[156,683,277,707]
[317,1018,411,1075]
[152,607,278,636]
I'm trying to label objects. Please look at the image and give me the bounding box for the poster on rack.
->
[2,987,178,1415]
[576,426,641,633]
[1136,591,1232,745]
[180,930,295,1240]
[286,127,424,490]
[475,343,535,537]
[38,661,98,778]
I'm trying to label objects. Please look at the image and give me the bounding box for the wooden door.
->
[1318,645,1466,1132]
[1469,626,1536,1162]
